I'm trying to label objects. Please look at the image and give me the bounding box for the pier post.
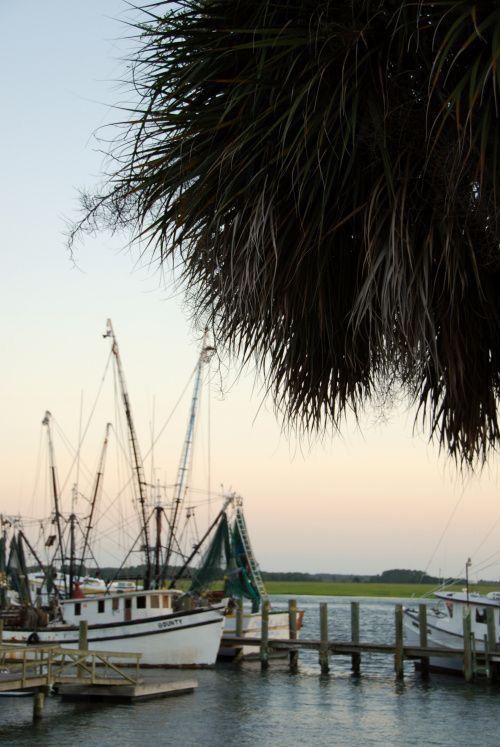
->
[319,603,329,675]
[288,599,299,673]
[418,604,429,678]
[260,599,269,670]
[236,599,243,638]
[462,607,473,682]
[394,605,404,680]
[0,619,3,642]
[350,602,360,674]
[78,621,88,679]
[486,607,496,682]
[33,689,45,720]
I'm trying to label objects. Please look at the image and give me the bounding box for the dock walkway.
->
[0,641,196,717]
[226,599,500,682]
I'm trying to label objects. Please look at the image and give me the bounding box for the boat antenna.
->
[42,411,67,596]
[465,557,471,606]
[104,319,152,590]
[164,330,215,576]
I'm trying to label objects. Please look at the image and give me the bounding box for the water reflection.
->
[1,595,499,746]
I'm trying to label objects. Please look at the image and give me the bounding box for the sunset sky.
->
[1,2,499,582]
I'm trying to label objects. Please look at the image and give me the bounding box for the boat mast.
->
[77,423,111,582]
[42,411,67,596]
[154,501,162,588]
[104,319,152,590]
[164,331,214,576]
[68,489,76,598]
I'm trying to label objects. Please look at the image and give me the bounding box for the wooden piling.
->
[462,607,473,682]
[0,619,3,642]
[33,689,45,720]
[486,607,496,682]
[78,620,88,679]
[394,605,404,679]
[260,600,269,670]
[418,604,429,678]
[350,602,360,674]
[319,603,329,675]
[236,599,243,638]
[288,599,299,673]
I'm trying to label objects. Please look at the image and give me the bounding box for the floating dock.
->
[57,677,197,702]
[0,637,196,718]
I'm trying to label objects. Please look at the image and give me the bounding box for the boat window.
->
[74,602,81,616]
[137,595,147,609]
[98,600,105,614]
[150,595,160,609]
[162,595,170,609]
[475,608,486,624]
[112,597,120,611]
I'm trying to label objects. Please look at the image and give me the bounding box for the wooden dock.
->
[0,635,196,718]
[226,600,500,682]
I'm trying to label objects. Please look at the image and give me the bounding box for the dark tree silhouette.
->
[73,1,500,467]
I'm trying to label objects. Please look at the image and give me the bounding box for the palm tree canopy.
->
[74,1,500,466]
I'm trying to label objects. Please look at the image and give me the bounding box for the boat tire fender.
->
[27,632,40,645]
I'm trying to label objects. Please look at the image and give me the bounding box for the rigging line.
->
[421,486,467,580]
[99,362,200,515]
[75,390,84,511]
[91,514,138,546]
[470,514,500,561]
[54,350,113,495]
[51,418,103,497]
[142,363,198,463]
[470,548,500,573]
[28,425,45,519]
[472,559,500,576]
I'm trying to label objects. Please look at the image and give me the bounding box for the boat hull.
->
[3,607,225,667]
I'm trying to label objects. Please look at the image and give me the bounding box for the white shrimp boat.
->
[1,321,227,668]
[404,589,500,673]
[3,588,225,667]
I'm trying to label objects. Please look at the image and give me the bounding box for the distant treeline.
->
[29,566,487,585]
[260,569,441,584]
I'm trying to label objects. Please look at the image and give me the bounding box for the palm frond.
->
[71,0,500,467]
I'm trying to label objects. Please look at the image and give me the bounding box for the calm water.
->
[1,596,499,746]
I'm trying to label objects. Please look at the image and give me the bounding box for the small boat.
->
[29,571,107,602]
[403,588,500,673]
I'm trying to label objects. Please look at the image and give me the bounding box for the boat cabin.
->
[60,589,184,626]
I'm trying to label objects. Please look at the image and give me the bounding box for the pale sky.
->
[1,2,499,581]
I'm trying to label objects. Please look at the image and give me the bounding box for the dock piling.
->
[260,600,269,670]
[33,689,45,720]
[78,621,88,679]
[319,603,329,675]
[394,605,404,679]
[236,599,243,638]
[418,605,429,678]
[486,607,497,682]
[350,602,360,675]
[288,599,299,673]
[462,607,473,682]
